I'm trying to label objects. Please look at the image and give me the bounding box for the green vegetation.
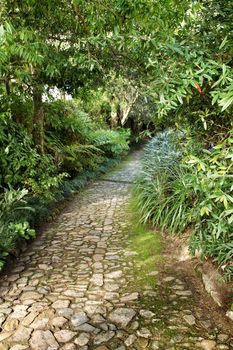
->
[0,101,130,268]
[135,130,233,280]
[0,0,232,276]
[147,0,233,134]
[0,188,35,268]
[132,0,233,280]
[0,0,187,269]
[135,130,186,233]
[127,198,162,289]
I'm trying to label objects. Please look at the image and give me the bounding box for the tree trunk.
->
[121,91,139,126]
[32,86,44,153]
[5,79,10,96]
[110,97,119,128]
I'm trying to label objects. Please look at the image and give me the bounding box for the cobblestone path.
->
[0,151,232,350]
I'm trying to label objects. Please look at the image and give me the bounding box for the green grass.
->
[127,197,163,288]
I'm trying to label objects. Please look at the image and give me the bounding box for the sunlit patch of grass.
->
[127,196,163,288]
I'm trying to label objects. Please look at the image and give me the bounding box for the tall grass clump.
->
[135,129,233,279]
[134,130,193,233]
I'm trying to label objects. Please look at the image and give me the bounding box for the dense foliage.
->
[145,0,233,134]
[132,0,233,280]
[135,130,233,279]
[0,100,129,269]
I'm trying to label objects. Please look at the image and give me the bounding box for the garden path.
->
[0,151,232,350]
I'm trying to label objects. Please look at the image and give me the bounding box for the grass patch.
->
[127,196,163,289]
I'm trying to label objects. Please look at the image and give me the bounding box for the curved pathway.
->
[0,151,232,350]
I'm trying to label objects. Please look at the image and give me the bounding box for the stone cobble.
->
[0,151,232,349]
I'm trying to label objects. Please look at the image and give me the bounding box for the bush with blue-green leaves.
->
[134,129,233,280]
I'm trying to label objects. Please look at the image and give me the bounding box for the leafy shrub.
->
[134,130,189,232]
[44,101,94,143]
[45,101,130,175]
[187,132,233,279]
[91,128,130,158]
[46,132,104,176]
[0,188,35,268]
[0,102,130,271]
[0,115,63,198]
[135,129,233,279]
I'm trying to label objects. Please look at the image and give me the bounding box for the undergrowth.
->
[0,100,130,271]
[134,129,233,280]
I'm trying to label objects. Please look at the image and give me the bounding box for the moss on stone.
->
[126,197,163,289]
